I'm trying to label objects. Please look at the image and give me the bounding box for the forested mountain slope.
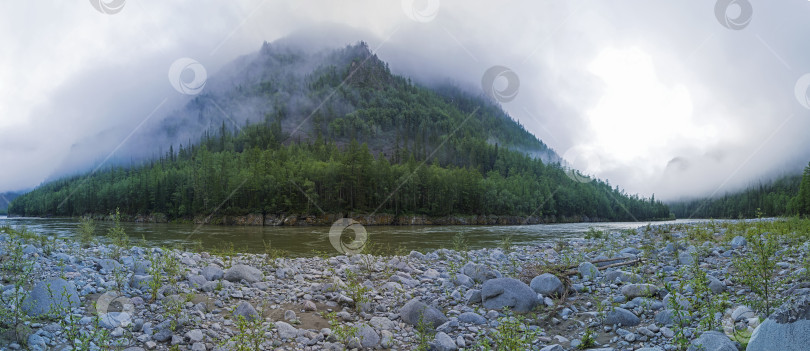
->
[668,168,810,219]
[10,41,671,223]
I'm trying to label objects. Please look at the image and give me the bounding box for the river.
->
[0,216,712,257]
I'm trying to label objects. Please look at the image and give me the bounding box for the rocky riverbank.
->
[1,219,809,350]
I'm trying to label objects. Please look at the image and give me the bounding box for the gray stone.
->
[539,345,563,351]
[275,321,298,339]
[97,258,122,273]
[100,312,131,329]
[453,273,474,288]
[661,326,675,338]
[223,264,262,283]
[409,251,425,260]
[356,324,379,348]
[153,327,172,342]
[381,330,395,348]
[654,309,690,326]
[185,329,204,343]
[686,331,736,351]
[27,334,46,351]
[369,316,396,330]
[458,312,487,325]
[201,265,224,281]
[747,295,810,351]
[578,262,601,280]
[708,275,726,294]
[621,284,658,299]
[465,289,482,304]
[461,262,502,283]
[201,281,218,293]
[432,331,458,351]
[530,273,564,297]
[22,278,80,317]
[604,270,642,283]
[732,305,755,322]
[664,292,692,311]
[187,275,206,289]
[234,301,259,321]
[284,310,297,321]
[130,275,152,290]
[482,278,537,313]
[399,299,448,329]
[605,307,640,326]
[22,244,37,255]
[132,260,150,275]
[730,235,747,249]
[678,252,694,266]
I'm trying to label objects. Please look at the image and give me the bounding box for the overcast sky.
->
[2,0,810,201]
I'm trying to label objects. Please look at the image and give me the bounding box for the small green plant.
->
[77,217,96,248]
[578,327,597,349]
[0,234,35,343]
[584,227,604,240]
[414,313,433,351]
[733,217,785,317]
[325,311,358,344]
[162,248,182,286]
[164,297,184,331]
[498,234,514,253]
[48,287,111,349]
[222,314,269,351]
[489,313,539,350]
[111,263,129,292]
[452,232,470,258]
[264,240,287,266]
[106,208,130,259]
[665,278,691,351]
[684,251,727,332]
[344,269,371,307]
[146,249,164,302]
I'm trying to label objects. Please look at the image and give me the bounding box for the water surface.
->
[0,216,710,256]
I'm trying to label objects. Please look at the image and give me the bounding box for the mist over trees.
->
[669,164,810,219]
[9,42,670,222]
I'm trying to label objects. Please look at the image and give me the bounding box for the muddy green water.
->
[0,216,709,257]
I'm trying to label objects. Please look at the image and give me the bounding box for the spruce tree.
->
[796,162,810,215]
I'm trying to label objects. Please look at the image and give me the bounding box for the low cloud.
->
[2,0,810,202]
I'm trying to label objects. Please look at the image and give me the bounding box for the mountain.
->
[667,171,805,219]
[0,192,20,215]
[9,41,671,223]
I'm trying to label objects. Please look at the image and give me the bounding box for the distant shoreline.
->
[5,212,676,226]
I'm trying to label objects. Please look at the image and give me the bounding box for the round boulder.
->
[530,273,564,297]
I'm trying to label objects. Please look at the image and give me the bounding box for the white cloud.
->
[1,0,810,202]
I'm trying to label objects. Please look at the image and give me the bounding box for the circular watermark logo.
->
[329,218,368,255]
[95,291,134,328]
[562,146,601,183]
[715,0,752,30]
[89,0,125,14]
[794,73,810,109]
[401,0,440,23]
[168,58,207,95]
[481,66,520,103]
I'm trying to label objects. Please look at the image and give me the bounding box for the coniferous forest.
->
[10,42,673,222]
[668,163,810,219]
